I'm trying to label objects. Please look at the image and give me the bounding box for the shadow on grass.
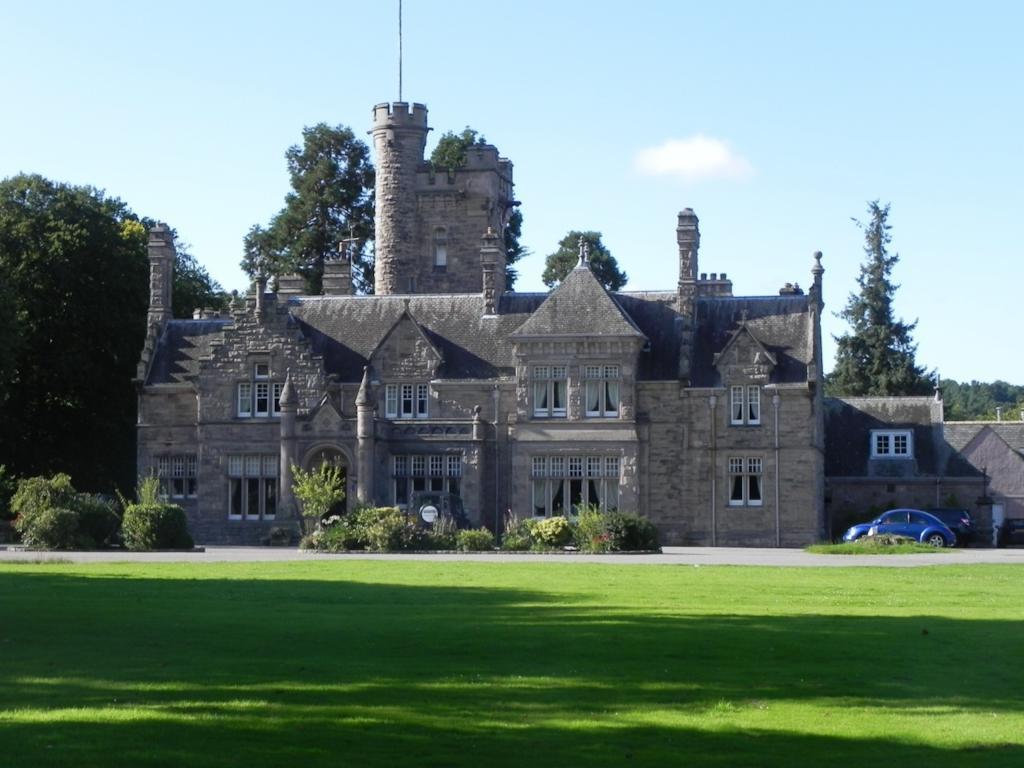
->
[0,569,1022,768]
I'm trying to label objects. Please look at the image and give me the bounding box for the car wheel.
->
[925,533,947,548]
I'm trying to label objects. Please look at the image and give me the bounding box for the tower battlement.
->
[372,101,429,129]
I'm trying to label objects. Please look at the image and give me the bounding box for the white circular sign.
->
[420,505,438,523]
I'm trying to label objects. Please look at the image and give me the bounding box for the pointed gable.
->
[510,265,647,340]
[713,322,777,383]
[368,306,443,379]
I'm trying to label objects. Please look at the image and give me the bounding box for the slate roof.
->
[146,319,230,385]
[510,264,646,339]
[691,296,813,387]
[824,396,945,476]
[943,422,1024,454]
[146,284,815,388]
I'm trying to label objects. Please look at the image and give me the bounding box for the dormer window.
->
[872,430,913,458]
[385,383,429,419]
[533,366,567,418]
[433,227,448,269]
[237,363,282,418]
[730,385,761,426]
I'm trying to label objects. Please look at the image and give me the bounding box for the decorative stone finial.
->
[577,237,590,268]
[280,369,298,407]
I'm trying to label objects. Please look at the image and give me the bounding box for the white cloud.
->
[634,136,753,181]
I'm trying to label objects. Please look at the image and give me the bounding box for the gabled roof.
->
[692,296,813,387]
[510,264,646,340]
[367,305,443,370]
[713,322,778,371]
[146,319,230,385]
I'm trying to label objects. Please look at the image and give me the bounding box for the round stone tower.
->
[371,102,430,295]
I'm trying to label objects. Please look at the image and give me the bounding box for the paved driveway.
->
[3,545,1024,567]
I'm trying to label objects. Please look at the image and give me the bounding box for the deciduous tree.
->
[542,231,627,291]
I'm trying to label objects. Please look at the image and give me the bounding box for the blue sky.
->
[3,1,1022,383]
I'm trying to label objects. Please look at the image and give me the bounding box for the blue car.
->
[842,508,956,547]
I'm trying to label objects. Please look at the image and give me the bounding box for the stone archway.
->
[303,445,350,516]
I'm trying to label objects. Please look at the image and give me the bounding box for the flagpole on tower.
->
[398,0,403,102]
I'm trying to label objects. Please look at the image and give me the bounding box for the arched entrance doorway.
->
[305,446,349,517]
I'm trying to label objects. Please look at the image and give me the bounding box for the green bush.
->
[604,511,659,551]
[122,503,194,551]
[75,494,120,548]
[12,474,80,548]
[531,516,573,549]
[425,513,458,550]
[573,504,611,553]
[363,507,422,552]
[457,528,495,552]
[17,506,80,549]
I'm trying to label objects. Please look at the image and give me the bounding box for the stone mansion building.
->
[135,101,828,546]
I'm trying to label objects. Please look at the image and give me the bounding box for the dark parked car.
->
[842,508,956,547]
[925,508,976,546]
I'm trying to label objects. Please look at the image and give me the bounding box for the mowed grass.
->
[1,561,1022,767]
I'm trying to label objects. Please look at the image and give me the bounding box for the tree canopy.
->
[941,379,1024,421]
[170,235,228,317]
[828,201,932,396]
[430,127,527,289]
[243,123,375,294]
[0,174,149,492]
[542,230,627,292]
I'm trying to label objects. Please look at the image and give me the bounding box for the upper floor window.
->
[728,456,763,506]
[237,363,282,418]
[584,365,620,418]
[533,365,567,418]
[871,430,913,458]
[433,227,448,268]
[393,453,462,507]
[385,383,429,419]
[730,385,761,426]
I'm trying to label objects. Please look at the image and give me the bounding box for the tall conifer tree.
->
[829,201,932,395]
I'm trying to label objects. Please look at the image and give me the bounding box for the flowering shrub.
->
[530,516,573,549]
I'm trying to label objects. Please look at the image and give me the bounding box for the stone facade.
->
[136,100,827,546]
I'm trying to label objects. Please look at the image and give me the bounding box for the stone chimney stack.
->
[323,248,354,296]
[147,223,175,331]
[480,227,503,315]
[676,209,699,319]
[371,102,430,295]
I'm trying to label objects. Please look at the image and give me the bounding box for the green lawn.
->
[1,560,1022,767]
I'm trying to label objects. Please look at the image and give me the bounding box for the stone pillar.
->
[371,102,430,295]
[147,223,175,331]
[355,366,375,505]
[279,372,299,529]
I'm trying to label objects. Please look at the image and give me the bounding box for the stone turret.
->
[278,372,298,527]
[480,228,503,315]
[371,102,430,295]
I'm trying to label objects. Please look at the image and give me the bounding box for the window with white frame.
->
[384,383,429,419]
[871,430,913,458]
[533,365,567,418]
[237,363,283,418]
[728,456,763,506]
[154,454,197,499]
[531,455,620,517]
[433,227,448,268]
[393,453,462,506]
[584,365,620,417]
[730,385,761,425]
[227,454,278,520]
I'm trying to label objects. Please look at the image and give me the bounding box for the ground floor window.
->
[531,455,619,517]
[152,454,198,499]
[728,456,763,506]
[393,453,462,506]
[227,454,278,520]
